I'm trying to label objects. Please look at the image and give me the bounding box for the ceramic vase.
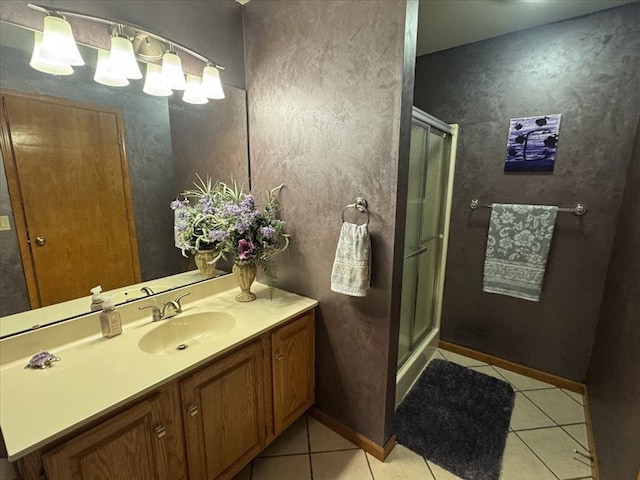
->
[194,250,217,278]
[233,261,257,302]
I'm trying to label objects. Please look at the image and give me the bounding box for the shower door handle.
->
[404,246,427,260]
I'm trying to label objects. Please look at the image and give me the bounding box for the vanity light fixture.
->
[94,49,129,87]
[26,2,225,104]
[182,74,209,104]
[143,63,172,96]
[201,65,225,99]
[161,48,187,90]
[29,31,74,76]
[108,28,143,80]
[39,14,84,66]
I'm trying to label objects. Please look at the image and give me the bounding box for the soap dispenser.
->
[99,296,122,339]
[90,285,104,312]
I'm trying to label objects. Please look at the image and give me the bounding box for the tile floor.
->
[234,348,594,480]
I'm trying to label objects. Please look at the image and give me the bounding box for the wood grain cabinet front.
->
[271,311,315,436]
[17,309,316,480]
[41,395,178,480]
[180,340,265,480]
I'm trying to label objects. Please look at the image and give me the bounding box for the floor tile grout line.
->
[521,388,585,427]
[513,430,563,480]
[363,449,376,479]
[559,424,590,453]
[423,457,438,480]
[559,388,585,407]
[305,415,314,480]
[518,389,565,430]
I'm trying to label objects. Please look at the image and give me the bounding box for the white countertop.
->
[0,280,317,461]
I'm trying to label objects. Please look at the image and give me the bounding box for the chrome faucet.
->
[140,286,155,296]
[139,292,191,321]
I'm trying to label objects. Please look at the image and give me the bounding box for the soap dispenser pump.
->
[90,285,104,312]
[99,296,122,339]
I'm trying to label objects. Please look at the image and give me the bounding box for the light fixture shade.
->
[30,31,74,76]
[200,65,225,99]
[109,35,142,80]
[40,15,84,66]
[161,51,187,90]
[143,63,172,96]
[94,49,129,87]
[182,75,208,104]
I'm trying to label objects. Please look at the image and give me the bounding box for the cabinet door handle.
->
[275,352,284,361]
[187,404,199,416]
[154,425,167,439]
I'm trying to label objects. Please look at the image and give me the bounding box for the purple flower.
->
[226,203,243,216]
[235,220,249,234]
[240,194,255,212]
[209,229,229,242]
[170,199,186,210]
[238,239,254,260]
[260,226,275,239]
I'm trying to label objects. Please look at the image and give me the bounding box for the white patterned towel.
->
[483,204,558,302]
[331,222,371,297]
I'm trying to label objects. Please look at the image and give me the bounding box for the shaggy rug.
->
[394,359,515,480]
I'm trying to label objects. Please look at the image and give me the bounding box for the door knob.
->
[35,236,46,246]
[154,425,167,438]
[275,352,284,361]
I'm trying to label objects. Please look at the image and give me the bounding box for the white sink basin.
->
[138,311,235,355]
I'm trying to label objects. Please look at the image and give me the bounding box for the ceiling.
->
[417,0,638,56]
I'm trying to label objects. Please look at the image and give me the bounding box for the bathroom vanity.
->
[0,275,317,480]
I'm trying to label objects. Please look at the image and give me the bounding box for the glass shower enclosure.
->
[396,107,458,405]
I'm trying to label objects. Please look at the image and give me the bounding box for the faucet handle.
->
[139,304,162,321]
[173,292,191,312]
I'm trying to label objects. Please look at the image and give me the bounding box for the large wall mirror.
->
[0,20,250,336]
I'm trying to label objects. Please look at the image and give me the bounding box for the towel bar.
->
[342,197,370,224]
[469,199,587,216]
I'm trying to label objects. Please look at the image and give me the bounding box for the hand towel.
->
[483,204,558,302]
[331,222,371,297]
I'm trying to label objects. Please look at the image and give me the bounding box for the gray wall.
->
[244,0,416,446]
[0,0,245,89]
[414,4,640,380]
[587,116,640,480]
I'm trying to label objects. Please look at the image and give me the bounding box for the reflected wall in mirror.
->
[0,20,249,329]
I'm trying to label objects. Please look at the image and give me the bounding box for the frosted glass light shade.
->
[201,66,225,99]
[143,63,172,97]
[94,49,129,87]
[40,15,84,66]
[161,52,187,90]
[30,31,74,76]
[109,35,142,80]
[182,75,208,104]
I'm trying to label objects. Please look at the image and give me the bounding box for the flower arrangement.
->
[171,175,289,297]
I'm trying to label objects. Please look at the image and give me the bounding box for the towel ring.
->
[341,197,370,225]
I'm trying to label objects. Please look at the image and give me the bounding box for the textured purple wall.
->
[244,0,415,445]
[414,4,640,380]
[0,0,245,88]
[171,85,249,193]
[587,115,640,480]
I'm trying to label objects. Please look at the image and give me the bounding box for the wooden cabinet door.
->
[181,341,265,480]
[272,311,315,435]
[42,396,171,480]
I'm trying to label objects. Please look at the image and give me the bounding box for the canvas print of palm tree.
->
[504,114,561,172]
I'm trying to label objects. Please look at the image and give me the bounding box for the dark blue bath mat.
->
[394,358,515,480]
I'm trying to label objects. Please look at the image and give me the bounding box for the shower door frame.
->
[395,108,458,406]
